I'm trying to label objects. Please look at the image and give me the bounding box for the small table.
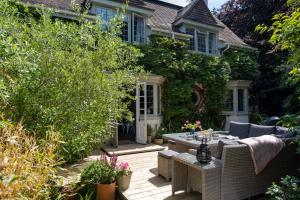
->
[172,153,222,200]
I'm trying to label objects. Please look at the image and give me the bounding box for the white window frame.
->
[185,26,217,55]
[132,13,146,44]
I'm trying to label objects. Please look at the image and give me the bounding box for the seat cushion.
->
[158,150,179,159]
[229,121,250,139]
[275,126,289,135]
[248,124,275,138]
[216,140,239,159]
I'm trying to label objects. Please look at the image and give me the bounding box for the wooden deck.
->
[118,151,201,200]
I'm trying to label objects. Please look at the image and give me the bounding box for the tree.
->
[256,0,300,118]
[215,0,290,116]
[0,0,142,163]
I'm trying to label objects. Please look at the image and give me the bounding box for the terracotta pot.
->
[154,138,163,145]
[117,172,132,191]
[96,181,116,200]
[147,136,152,144]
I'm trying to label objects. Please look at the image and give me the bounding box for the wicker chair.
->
[221,142,299,200]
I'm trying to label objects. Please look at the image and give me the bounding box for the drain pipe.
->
[221,44,231,56]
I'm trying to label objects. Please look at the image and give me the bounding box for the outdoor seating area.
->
[1,0,300,199]
[114,121,299,200]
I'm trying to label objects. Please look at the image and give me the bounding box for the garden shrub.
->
[140,36,230,131]
[0,0,142,163]
[266,175,300,200]
[0,120,61,199]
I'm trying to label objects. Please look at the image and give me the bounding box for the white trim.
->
[91,0,154,16]
[174,19,224,32]
[151,28,193,40]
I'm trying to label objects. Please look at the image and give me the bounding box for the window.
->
[91,6,147,44]
[133,14,145,44]
[186,28,195,51]
[197,32,206,53]
[225,89,234,111]
[147,85,154,114]
[238,89,245,112]
[208,33,216,54]
[121,14,129,42]
[157,86,161,115]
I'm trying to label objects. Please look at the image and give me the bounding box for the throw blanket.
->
[239,135,285,174]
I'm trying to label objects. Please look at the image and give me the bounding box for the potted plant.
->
[116,162,132,191]
[80,154,117,200]
[154,126,166,145]
[147,125,153,144]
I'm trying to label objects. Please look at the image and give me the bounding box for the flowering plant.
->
[117,161,132,177]
[182,120,203,131]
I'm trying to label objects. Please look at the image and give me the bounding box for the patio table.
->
[172,153,222,200]
[163,132,236,156]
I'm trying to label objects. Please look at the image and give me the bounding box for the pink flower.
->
[118,162,129,170]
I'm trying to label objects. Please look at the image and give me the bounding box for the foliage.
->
[182,120,203,131]
[216,0,290,116]
[140,36,230,131]
[81,160,116,185]
[249,112,264,124]
[0,0,142,163]
[156,125,167,139]
[222,49,260,80]
[266,175,300,200]
[0,121,61,199]
[256,0,300,114]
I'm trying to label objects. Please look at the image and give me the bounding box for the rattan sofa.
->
[188,141,299,200]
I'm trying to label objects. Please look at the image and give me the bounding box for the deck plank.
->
[118,151,201,200]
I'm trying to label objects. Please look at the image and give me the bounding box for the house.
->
[21,0,255,145]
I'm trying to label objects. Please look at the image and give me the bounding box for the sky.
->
[160,0,227,10]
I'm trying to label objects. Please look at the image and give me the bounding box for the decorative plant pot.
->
[154,138,163,145]
[147,136,152,144]
[96,181,116,200]
[117,172,132,191]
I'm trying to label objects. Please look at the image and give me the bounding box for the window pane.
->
[238,89,245,112]
[134,15,145,43]
[225,89,234,111]
[186,28,195,51]
[208,33,215,54]
[140,86,144,115]
[197,32,206,53]
[121,14,129,42]
[147,85,154,114]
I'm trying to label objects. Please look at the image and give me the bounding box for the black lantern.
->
[196,137,212,164]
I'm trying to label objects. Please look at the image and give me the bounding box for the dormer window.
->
[185,27,217,55]
[197,32,206,53]
[186,28,195,50]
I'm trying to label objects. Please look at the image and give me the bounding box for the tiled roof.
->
[21,0,85,11]
[19,0,252,50]
[175,0,218,27]
[213,16,255,50]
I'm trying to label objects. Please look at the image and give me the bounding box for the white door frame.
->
[136,82,147,144]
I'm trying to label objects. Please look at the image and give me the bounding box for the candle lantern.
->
[196,137,212,164]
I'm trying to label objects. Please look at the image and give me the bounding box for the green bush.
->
[266,175,300,200]
[0,1,142,163]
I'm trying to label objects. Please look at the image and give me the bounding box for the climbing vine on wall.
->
[139,36,230,131]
